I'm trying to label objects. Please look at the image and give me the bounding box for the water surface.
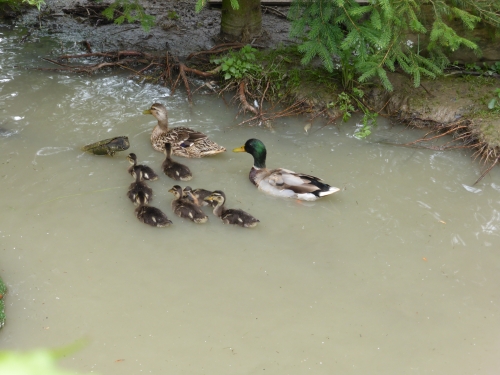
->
[1,25,500,375]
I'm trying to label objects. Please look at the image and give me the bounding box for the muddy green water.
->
[1,25,500,375]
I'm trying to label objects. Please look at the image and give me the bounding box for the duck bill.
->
[232,146,246,153]
[168,188,174,193]
[142,109,152,115]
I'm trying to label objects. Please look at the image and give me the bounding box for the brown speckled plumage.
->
[145,103,226,158]
[204,190,260,228]
[168,185,208,224]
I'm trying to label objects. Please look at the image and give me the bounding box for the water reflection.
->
[1,25,500,375]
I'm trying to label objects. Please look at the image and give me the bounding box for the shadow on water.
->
[1,25,500,375]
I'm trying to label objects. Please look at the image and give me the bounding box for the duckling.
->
[233,138,340,201]
[162,142,193,181]
[183,186,212,207]
[127,170,153,205]
[204,190,260,228]
[144,102,226,157]
[135,204,172,227]
[168,185,208,224]
[127,153,159,181]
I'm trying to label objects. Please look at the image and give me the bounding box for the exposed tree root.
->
[474,156,500,185]
[238,81,259,116]
[393,117,500,184]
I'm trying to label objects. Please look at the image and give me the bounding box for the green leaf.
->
[229,0,239,10]
[488,99,497,109]
[101,6,115,20]
[115,15,125,24]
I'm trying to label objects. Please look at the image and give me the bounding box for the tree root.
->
[238,81,259,116]
[391,117,500,184]
[474,156,500,185]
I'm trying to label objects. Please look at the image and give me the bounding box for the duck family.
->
[87,102,340,228]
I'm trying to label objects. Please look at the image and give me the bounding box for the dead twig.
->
[41,57,139,73]
[237,99,307,126]
[262,5,288,18]
[474,157,500,185]
[57,50,155,60]
[403,125,468,146]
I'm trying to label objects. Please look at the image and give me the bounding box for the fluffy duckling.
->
[127,170,153,205]
[182,186,212,207]
[233,138,340,201]
[162,142,193,181]
[168,185,208,224]
[127,153,159,181]
[204,190,260,228]
[144,102,226,157]
[135,204,172,227]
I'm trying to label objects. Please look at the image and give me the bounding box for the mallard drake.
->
[127,153,159,181]
[162,142,193,181]
[135,204,172,227]
[233,138,340,201]
[127,170,153,205]
[204,190,260,228]
[144,103,226,158]
[168,185,208,224]
[183,186,212,206]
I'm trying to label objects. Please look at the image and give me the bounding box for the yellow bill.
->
[143,109,152,115]
[232,145,246,152]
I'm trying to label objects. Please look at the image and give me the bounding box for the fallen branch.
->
[41,57,141,73]
[262,5,288,19]
[445,70,500,79]
[58,50,154,60]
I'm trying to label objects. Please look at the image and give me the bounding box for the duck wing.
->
[267,168,337,196]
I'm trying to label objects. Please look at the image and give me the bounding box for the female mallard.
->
[162,143,192,181]
[233,138,340,201]
[144,103,226,158]
[135,204,172,227]
[204,190,260,228]
[127,153,159,181]
[168,185,208,224]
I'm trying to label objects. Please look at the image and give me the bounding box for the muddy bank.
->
[13,0,293,57]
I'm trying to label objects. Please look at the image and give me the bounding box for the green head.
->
[233,138,267,168]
